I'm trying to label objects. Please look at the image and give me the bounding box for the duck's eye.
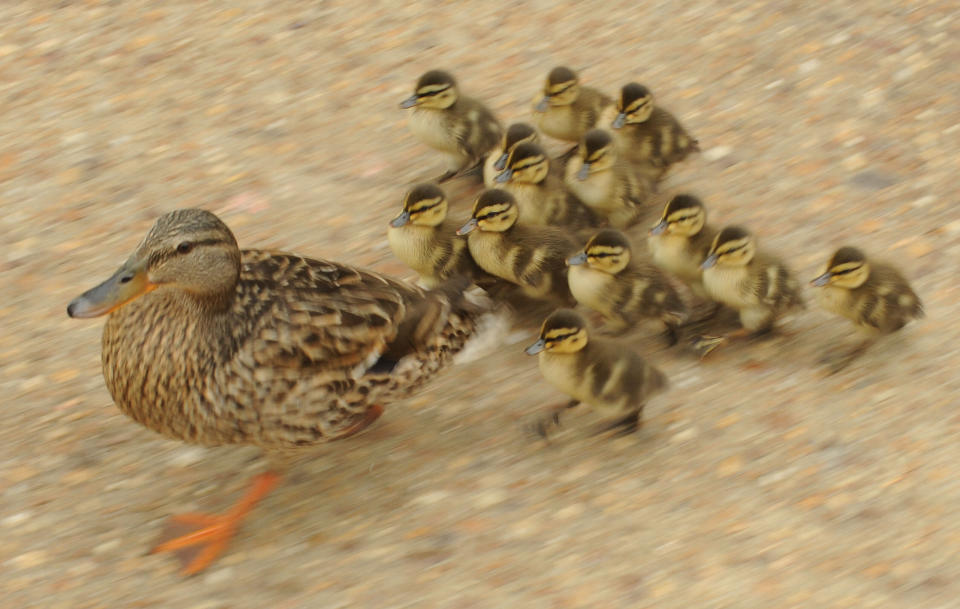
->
[176,242,194,254]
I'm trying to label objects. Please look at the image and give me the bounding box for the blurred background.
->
[1,1,958,607]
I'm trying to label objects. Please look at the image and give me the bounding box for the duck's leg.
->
[435,169,459,183]
[529,399,580,438]
[822,338,874,374]
[593,410,641,437]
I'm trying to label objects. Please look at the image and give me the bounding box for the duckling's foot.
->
[691,334,726,358]
[820,342,870,375]
[151,471,280,576]
[527,399,580,439]
[593,411,641,437]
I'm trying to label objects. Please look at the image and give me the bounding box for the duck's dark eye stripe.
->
[477,212,500,221]
[514,161,541,171]
[549,83,575,96]
[832,266,859,275]
[545,331,579,343]
[719,244,746,256]
[588,252,615,258]
[175,238,223,256]
[410,202,439,213]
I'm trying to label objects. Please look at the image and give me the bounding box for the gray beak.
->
[576,163,590,181]
[567,251,588,266]
[456,218,478,236]
[495,168,513,183]
[700,254,718,270]
[611,113,626,129]
[524,338,546,355]
[493,152,509,171]
[67,257,155,319]
[810,273,832,287]
[649,220,668,236]
[390,210,411,228]
[535,97,550,112]
[399,95,418,109]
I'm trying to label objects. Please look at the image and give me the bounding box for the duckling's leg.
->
[530,399,580,438]
[435,169,459,183]
[821,338,874,374]
[661,321,681,347]
[593,411,641,437]
[556,145,579,162]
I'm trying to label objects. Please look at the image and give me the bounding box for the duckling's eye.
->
[176,242,194,254]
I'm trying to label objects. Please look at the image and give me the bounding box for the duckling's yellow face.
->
[701,228,755,269]
[650,201,705,237]
[811,248,871,289]
[67,209,241,318]
[525,310,590,355]
[400,72,459,110]
[391,187,448,228]
[494,124,538,171]
[497,150,549,185]
[575,131,616,179]
[612,84,654,128]
[472,200,519,233]
[537,78,580,110]
[569,230,632,275]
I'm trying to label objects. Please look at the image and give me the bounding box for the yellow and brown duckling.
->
[810,246,924,373]
[457,189,579,304]
[564,129,650,228]
[532,66,614,158]
[483,122,558,188]
[494,141,600,230]
[647,194,718,302]
[695,225,804,355]
[387,183,483,288]
[400,69,503,183]
[609,82,699,184]
[525,309,669,437]
[67,208,489,575]
[568,229,687,344]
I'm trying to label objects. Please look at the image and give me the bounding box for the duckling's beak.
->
[399,95,419,109]
[576,163,591,181]
[810,272,832,287]
[494,168,513,183]
[700,254,718,270]
[567,251,588,266]
[649,220,668,236]
[611,113,626,129]
[390,210,411,228]
[524,338,546,355]
[534,97,550,113]
[493,152,509,171]
[456,218,478,236]
[67,258,156,319]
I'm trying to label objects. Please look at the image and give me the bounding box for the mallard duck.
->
[695,225,804,355]
[525,309,669,437]
[387,182,483,288]
[457,189,578,304]
[564,129,650,228]
[810,246,924,372]
[567,229,687,343]
[532,66,613,158]
[483,122,557,188]
[400,69,503,182]
[494,141,599,230]
[609,82,699,184]
[67,208,488,575]
[647,194,718,301]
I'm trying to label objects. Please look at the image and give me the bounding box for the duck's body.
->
[564,129,649,228]
[532,66,613,145]
[648,194,717,300]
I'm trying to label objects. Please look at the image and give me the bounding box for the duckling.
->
[647,194,718,301]
[567,229,687,343]
[810,246,924,373]
[483,122,561,188]
[532,66,613,158]
[609,82,699,184]
[387,183,483,288]
[564,129,650,228]
[525,309,668,437]
[494,141,599,230]
[400,69,503,183]
[695,226,804,355]
[457,189,578,304]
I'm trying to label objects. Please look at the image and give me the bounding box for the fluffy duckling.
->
[532,66,614,157]
[564,129,650,228]
[810,246,924,372]
[567,229,687,343]
[648,194,718,301]
[400,69,503,182]
[696,226,804,354]
[387,183,482,288]
[457,189,578,304]
[494,141,599,230]
[525,309,668,437]
[609,83,699,184]
[483,122,558,188]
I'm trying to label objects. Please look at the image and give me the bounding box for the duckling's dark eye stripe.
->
[514,161,542,171]
[548,83,575,96]
[832,266,859,275]
[718,244,747,255]
[588,252,617,258]
[410,201,440,213]
[545,331,579,343]
[477,212,500,221]
[417,86,450,97]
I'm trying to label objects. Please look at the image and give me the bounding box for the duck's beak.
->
[67,257,156,319]
[534,97,550,113]
[524,338,546,355]
[611,113,626,129]
[810,272,832,287]
[390,210,411,228]
[649,220,668,236]
[493,152,509,171]
[399,95,418,109]
[700,254,718,270]
[456,218,478,236]
[494,168,513,183]
[567,251,588,266]
[576,163,590,181]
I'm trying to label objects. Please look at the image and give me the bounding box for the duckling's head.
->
[67,209,241,318]
[650,194,707,237]
[390,183,449,228]
[811,246,871,289]
[495,142,549,185]
[701,226,755,270]
[568,229,632,275]
[575,129,616,180]
[494,122,539,171]
[612,83,653,129]
[535,66,581,112]
[525,308,590,355]
[457,189,519,235]
[400,70,459,110]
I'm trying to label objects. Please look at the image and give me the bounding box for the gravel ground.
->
[2,1,959,608]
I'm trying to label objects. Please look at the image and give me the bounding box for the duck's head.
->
[67,209,241,318]
[575,129,616,180]
[400,70,459,110]
[495,141,549,185]
[457,189,519,235]
[650,194,707,237]
[390,183,449,228]
[612,83,653,129]
[701,226,756,270]
[493,122,539,171]
[568,229,632,275]
[525,308,590,355]
[811,246,870,289]
[534,66,580,112]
